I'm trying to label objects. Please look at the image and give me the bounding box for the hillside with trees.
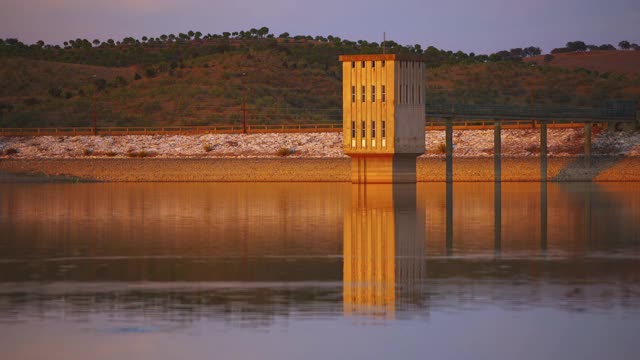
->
[0,30,638,127]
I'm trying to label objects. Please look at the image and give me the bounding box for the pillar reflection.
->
[343,184,426,319]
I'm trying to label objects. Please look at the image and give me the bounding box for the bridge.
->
[423,102,638,182]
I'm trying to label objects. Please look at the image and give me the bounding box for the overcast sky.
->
[2,0,639,54]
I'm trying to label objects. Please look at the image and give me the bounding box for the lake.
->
[1,182,639,359]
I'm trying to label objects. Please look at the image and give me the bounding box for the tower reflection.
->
[343,184,426,319]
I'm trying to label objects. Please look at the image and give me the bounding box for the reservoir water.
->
[1,182,639,359]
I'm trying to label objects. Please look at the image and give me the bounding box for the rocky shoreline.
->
[1,128,639,159]
[1,129,639,182]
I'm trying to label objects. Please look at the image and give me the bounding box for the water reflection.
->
[343,184,426,319]
[0,182,639,326]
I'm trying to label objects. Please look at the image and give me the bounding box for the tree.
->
[222,32,231,38]
[92,39,100,46]
[36,40,45,48]
[278,32,290,38]
[141,36,148,42]
[598,44,615,50]
[619,40,631,50]
[195,31,202,40]
[188,30,195,39]
[257,27,269,38]
[566,41,587,52]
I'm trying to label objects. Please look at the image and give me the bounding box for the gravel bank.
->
[1,128,639,159]
[2,156,639,182]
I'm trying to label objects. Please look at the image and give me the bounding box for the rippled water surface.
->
[1,182,639,359]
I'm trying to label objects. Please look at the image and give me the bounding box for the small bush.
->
[134,73,142,80]
[4,148,18,155]
[436,143,447,154]
[48,87,62,98]
[144,68,157,78]
[105,151,117,157]
[203,144,214,152]
[127,150,153,158]
[83,149,93,156]
[94,78,107,91]
[276,147,293,156]
[23,97,40,106]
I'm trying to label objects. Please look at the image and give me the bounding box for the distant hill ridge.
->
[0,31,638,128]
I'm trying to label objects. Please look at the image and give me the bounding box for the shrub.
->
[134,73,142,80]
[94,78,107,91]
[4,148,18,155]
[203,144,214,152]
[276,147,293,156]
[23,97,40,106]
[144,68,157,78]
[83,149,93,156]
[48,87,62,98]
[436,143,447,154]
[105,151,117,157]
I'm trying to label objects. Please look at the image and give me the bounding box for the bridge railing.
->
[425,103,637,120]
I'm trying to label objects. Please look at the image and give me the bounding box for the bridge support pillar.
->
[445,118,453,183]
[540,121,547,182]
[494,182,501,254]
[584,122,592,167]
[494,121,501,182]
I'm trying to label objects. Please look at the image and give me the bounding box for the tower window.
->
[361,61,365,68]
[361,86,365,102]
[371,120,376,138]
[371,85,376,102]
[382,60,385,67]
[382,85,386,102]
[351,121,356,139]
[351,61,355,68]
[371,61,375,68]
[361,121,366,138]
[382,120,386,138]
[351,86,356,103]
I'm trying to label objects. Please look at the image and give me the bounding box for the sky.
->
[2,0,639,54]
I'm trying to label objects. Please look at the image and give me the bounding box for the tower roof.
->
[338,54,423,62]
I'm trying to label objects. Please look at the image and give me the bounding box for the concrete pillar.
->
[494,120,501,182]
[540,121,547,182]
[446,181,453,256]
[584,122,592,167]
[540,181,547,252]
[494,182,501,254]
[445,118,453,183]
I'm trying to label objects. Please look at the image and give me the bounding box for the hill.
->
[524,51,640,76]
[1,33,639,128]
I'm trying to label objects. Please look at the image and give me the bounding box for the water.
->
[1,182,639,359]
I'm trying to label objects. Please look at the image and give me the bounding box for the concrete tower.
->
[340,54,426,183]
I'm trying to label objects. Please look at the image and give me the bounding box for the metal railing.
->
[0,123,343,137]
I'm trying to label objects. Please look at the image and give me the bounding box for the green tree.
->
[619,40,631,50]
[257,27,269,38]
